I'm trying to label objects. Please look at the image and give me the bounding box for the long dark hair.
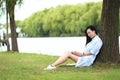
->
[85,25,98,45]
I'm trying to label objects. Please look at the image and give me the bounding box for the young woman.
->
[44,25,103,70]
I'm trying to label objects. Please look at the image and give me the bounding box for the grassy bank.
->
[0,52,120,80]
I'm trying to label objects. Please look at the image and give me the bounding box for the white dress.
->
[75,35,103,68]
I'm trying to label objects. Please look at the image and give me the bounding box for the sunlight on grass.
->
[0,52,120,80]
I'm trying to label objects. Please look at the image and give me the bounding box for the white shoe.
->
[44,65,56,70]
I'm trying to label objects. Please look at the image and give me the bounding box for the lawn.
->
[0,52,120,80]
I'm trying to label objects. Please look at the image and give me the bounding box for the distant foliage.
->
[18,2,104,37]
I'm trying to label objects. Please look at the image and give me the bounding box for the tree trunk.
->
[9,9,19,52]
[97,0,119,63]
[6,7,10,51]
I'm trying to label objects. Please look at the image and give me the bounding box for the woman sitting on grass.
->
[44,25,103,70]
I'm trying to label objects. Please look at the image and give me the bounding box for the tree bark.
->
[9,9,19,52]
[97,0,119,63]
[6,0,19,52]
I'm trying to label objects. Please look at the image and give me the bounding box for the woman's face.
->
[87,29,96,38]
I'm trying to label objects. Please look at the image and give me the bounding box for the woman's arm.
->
[83,52,92,56]
[73,51,92,56]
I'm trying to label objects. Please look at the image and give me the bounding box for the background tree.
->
[0,0,23,52]
[19,2,103,37]
[6,0,20,52]
[0,0,10,51]
[97,0,120,63]
[5,3,10,51]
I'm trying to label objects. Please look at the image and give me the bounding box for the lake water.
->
[0,37,120,56]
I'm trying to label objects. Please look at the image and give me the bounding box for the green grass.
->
[0,52,120,80]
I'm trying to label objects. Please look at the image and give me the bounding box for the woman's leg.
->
[52,51,79,67]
